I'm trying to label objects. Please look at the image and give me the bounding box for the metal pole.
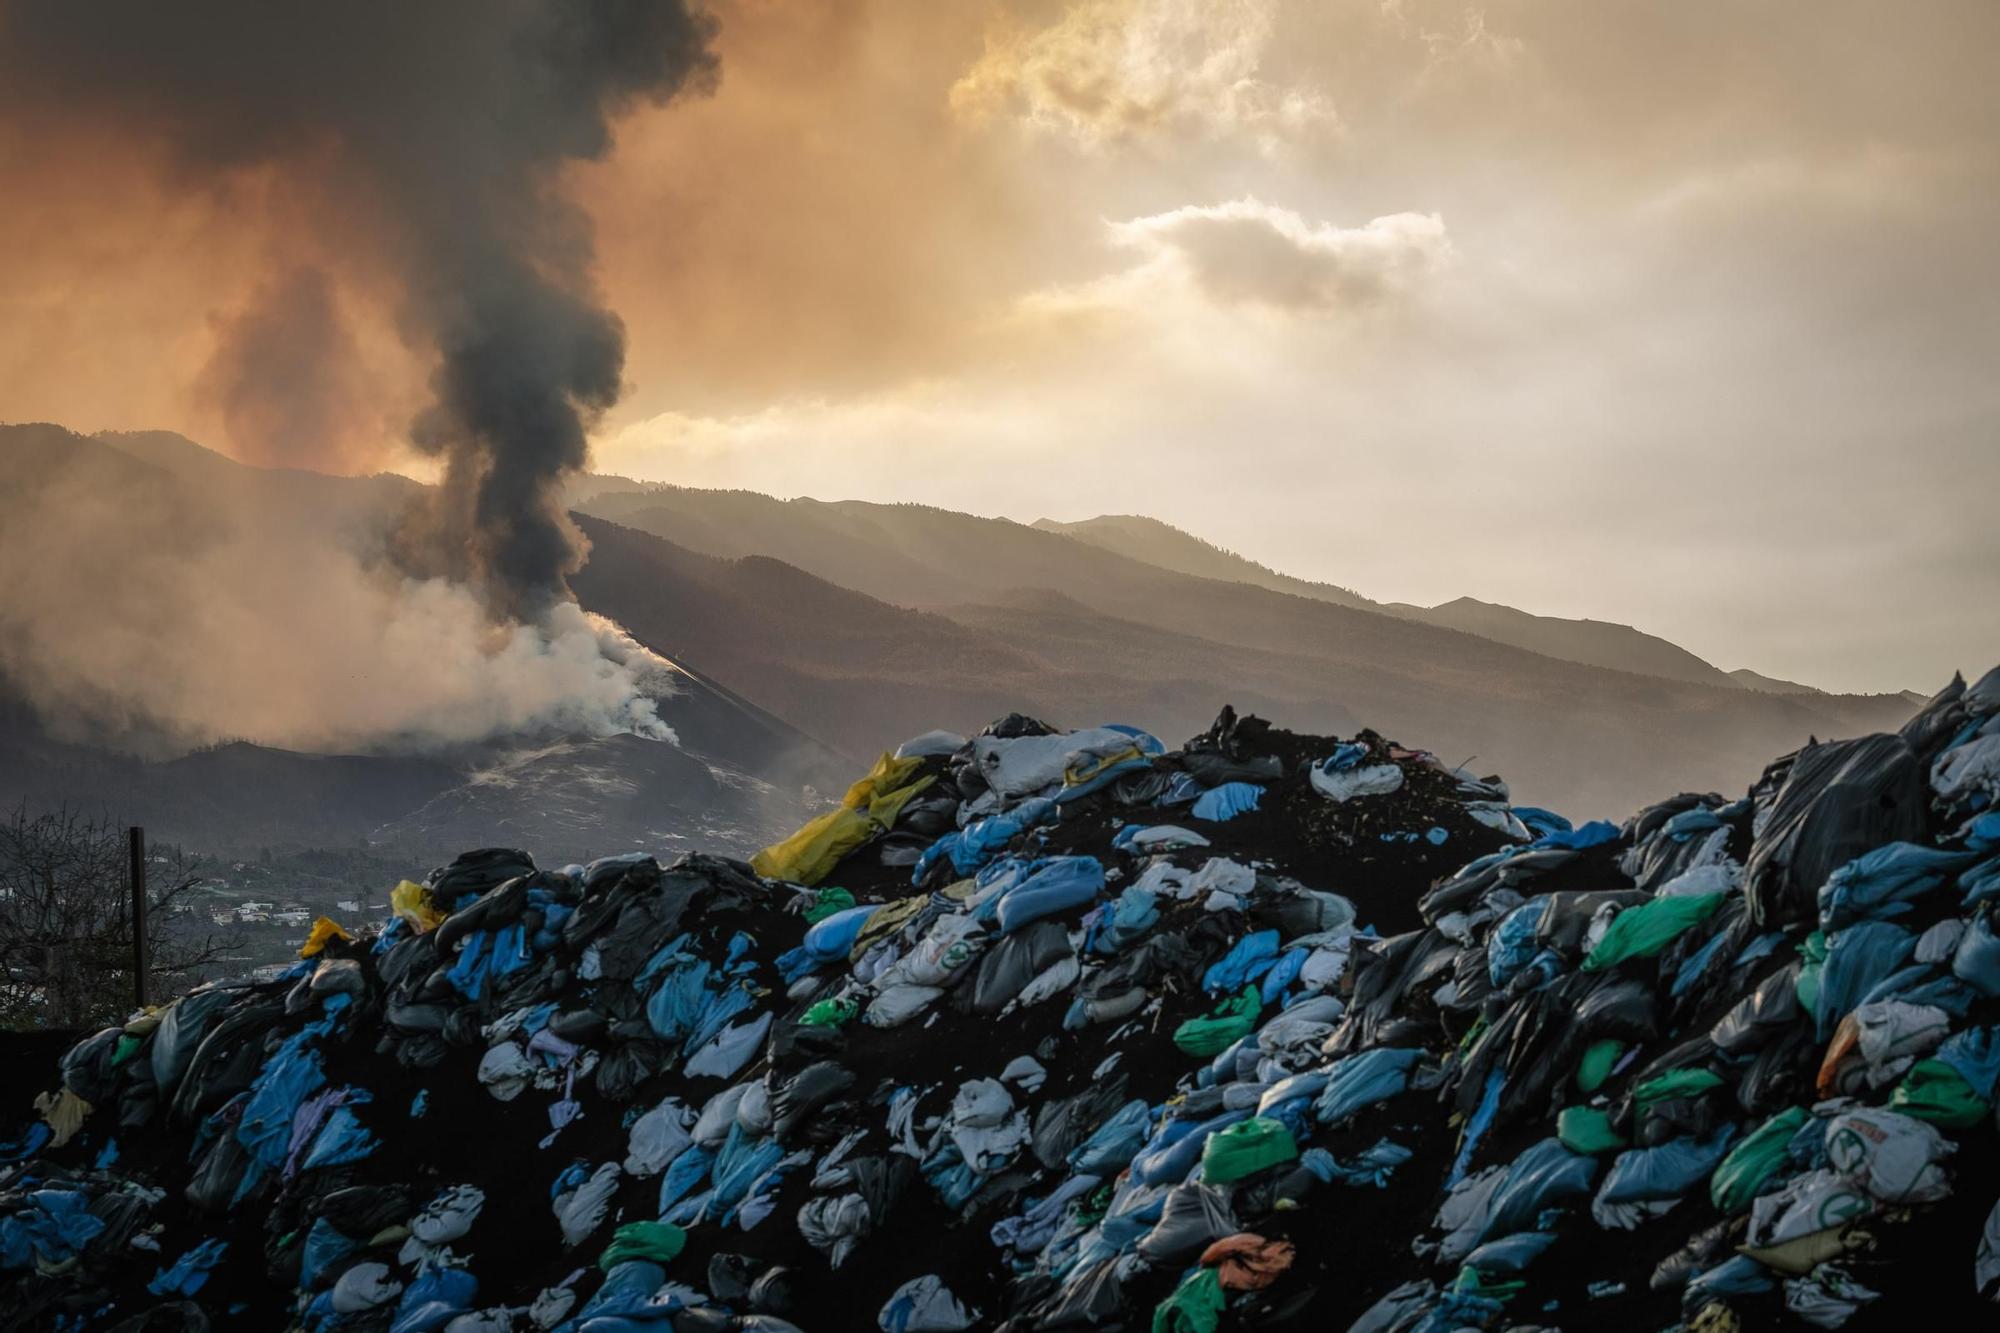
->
[128,826,149,1009]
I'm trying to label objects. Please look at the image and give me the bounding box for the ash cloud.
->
[0,0,717,619]
[193,266,386,476]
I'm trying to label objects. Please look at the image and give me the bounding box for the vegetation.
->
[0,803,239,1030]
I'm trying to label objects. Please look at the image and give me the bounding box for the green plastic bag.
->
[1575,1039,1624,1093]
[1632,1068,1725,1107]
[1710,1106,1808,1213]
[1556,1105,1626,1155]
[1153,1266,1226,1333]
[801,996,859,1029]
[1201,1116,1299,1184]
[1457,1014,1489,1056]
[598,1220,686,1271]
[1891,1058,1991,1128]
[1582,892,1726,971]
[1795,932,1827,1015]
[803,886,856,924]
[1452,1266,1527,1303]
[1173,984,1263,1057]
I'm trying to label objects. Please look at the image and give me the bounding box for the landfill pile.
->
[7,675,2000,1332]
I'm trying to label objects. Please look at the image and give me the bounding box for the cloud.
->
[950,0,1337,152]
[1106,200,1453,311]
[1013,200,1454,327]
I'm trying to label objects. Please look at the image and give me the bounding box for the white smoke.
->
[0,431,681,756]
[305,586,684,749]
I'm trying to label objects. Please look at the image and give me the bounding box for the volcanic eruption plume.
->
[0,1,719,750]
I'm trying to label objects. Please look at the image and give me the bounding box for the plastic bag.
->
[1199,1117,1298,1185]
[1888,1059,1990,1128]
[1313,1046,1421,1125]
[1480,1138,1599,1245]
[879,1275,977,1332]
[1710,1107,1809,1214]
[1582,893,1725,972]
[1556,1105,1625,1156]
[1173,986,1262,1057]
[1823,1107,1954,1203]
[390,880,444,934]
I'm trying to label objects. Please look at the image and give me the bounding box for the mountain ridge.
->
[1035,512,1836,694]
[0,425,1929,827]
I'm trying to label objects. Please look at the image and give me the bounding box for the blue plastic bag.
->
[913,798,1056,882]
[301,1099,376,1170]
[1488,902,1543,988]
[1596,1128,1736,1205]
[1531,819,1620,851]
[1953,911,2000,996]
[1480,1138,1599,1243]
[1312,1138,1415,1189]
[1130,1109,1251,1187]
[1069,1100,1152,1174]
[993,857,1105,935]
[1463,1230,1555,1275]
[1314,1047,1421,1125]
[1818,843,1977,929]
[801,905,876,961]
[1203,930,1280,994]
[1935,1025,2000,1098]
[1191,782,1263,823]
[147,1238,227,1297]
[1816,921,1916,1037]
[389,1266,477,1333]
[299,1218,359,1289]
[1260,948,1308,1004]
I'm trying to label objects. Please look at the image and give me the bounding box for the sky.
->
[2,0,1996,695]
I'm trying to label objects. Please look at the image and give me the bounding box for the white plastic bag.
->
[1824,1107,1954,1203]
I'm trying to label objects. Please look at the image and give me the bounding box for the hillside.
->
[1037,512,1763,691]
[578,487,1911,721]
[1031,513,1375,610]
[1385,595,1740,688]
[568,498,1917,817]
[1730,666,1822,695]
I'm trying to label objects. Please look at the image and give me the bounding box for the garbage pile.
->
[7,677,2000,1331]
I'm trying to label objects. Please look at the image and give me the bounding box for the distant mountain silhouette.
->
[1727,666,1820,694]
[568,488,1920,817]
[1382,596,1737,688]
[1037,513,1769,691]
[1031,514,1375,609]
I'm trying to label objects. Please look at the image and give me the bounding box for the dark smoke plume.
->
[0,1,717,620]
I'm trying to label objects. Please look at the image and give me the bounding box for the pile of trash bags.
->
[7,677,2000,1331]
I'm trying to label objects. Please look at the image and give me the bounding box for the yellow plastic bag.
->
[390,880,445,933]
[34,1088,91,1148]
[750,753,935,886]
[299,916,355,958]
[1064,743,1144,789]
[850,894,929,961]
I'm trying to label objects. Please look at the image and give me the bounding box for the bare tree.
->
[0,803,241,1029]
